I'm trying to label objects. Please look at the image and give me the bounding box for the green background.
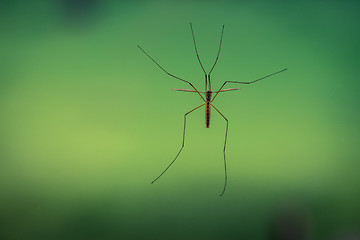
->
[1,0,359,239]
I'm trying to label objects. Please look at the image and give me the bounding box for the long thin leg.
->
[211,68,288,102]
[138,45,206,102]
[190,23,208,92]
[205,74,208,92]
[208,25,224,75]
[151,104,205,184]
[211,104,228,196]
[190,23,207,75]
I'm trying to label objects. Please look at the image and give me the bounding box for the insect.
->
[138,23,287,196]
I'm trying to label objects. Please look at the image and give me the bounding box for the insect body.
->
[205,90,211,128]
[138,23,287,196]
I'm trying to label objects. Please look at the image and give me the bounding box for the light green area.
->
[1,1,359,239]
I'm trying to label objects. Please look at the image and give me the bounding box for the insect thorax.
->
[205,90,212,101]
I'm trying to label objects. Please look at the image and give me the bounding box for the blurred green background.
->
[1,0,359,239]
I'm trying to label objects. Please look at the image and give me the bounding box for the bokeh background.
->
[1,0,359,239]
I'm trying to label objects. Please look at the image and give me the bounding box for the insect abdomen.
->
[205,102,211,128]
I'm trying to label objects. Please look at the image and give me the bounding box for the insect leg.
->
[190,23,207,75]
[211,104,228,196]
[190,23,208,92]
[208,25,224,75]
[211,68,288,102]
[151,104,205,184]
[138,45,206,102]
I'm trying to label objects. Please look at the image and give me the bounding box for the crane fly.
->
[138,23,287,196]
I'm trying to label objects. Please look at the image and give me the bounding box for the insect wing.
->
[172,89,197,92]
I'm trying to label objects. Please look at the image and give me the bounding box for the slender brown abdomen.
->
[205,102,211,128]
